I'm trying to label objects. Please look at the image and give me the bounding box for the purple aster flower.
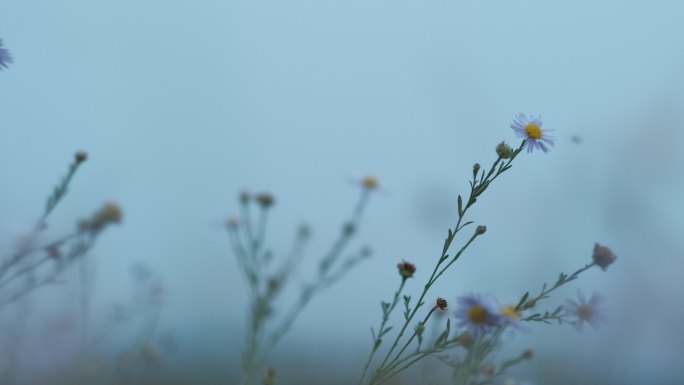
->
[564,290,607,331]
[0,39,13,71]
[454,293,503,336]
[510,114,554,153]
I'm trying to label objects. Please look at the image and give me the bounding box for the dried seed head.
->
[397,261,416,279]
[436,297,448,310]
[592,243,617,271]
[256,193,275,208]
[74,151,88,163]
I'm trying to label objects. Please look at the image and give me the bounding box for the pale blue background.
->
[2,1,684,384]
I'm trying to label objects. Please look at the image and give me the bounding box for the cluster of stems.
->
[228,187,374,385]
[0,152,116,308]
[358,141,526,385]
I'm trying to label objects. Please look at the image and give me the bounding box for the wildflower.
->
[564,290,607,331]
[256,193,275,208]
[361,175,379,190]
[592,243,617,271]
[397,261,416,279]
[0,39,13,70]
[510,114,554,153]
[496,141,514,159]
[454,293,502,336]
[79,202,123,232]
[436,297,448,310]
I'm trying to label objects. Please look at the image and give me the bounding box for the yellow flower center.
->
[524,123,543,139]
[468,305,487,324]
[576,304,593,320]
[500,305,521,319]
[362,176,378,189]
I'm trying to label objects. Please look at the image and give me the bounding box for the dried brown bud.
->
[475,225,487,235]
[592,243,617,271]
[256,193,275,208]
[522,348,534,360]
[74,151,88,163]
[436,297,448,310]
[397,261,416,279]
[473,163,481,178]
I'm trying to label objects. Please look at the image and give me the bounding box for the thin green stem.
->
[358,279,407,385]
[365,141,526,385]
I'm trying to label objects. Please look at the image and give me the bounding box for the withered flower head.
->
[256,193,275,208]
[592,243,617,271]
[397,261,416,279]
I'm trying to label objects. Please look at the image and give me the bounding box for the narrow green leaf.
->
[516,292,529,309]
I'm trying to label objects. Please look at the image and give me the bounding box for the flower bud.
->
[495,141,513,159]
[475,225,487,235]
[256,193,275,208]
[239,191,251,203]
[473,163,481,178]
[74,151,88,163]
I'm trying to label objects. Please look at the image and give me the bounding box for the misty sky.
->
[2,1,684,383]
